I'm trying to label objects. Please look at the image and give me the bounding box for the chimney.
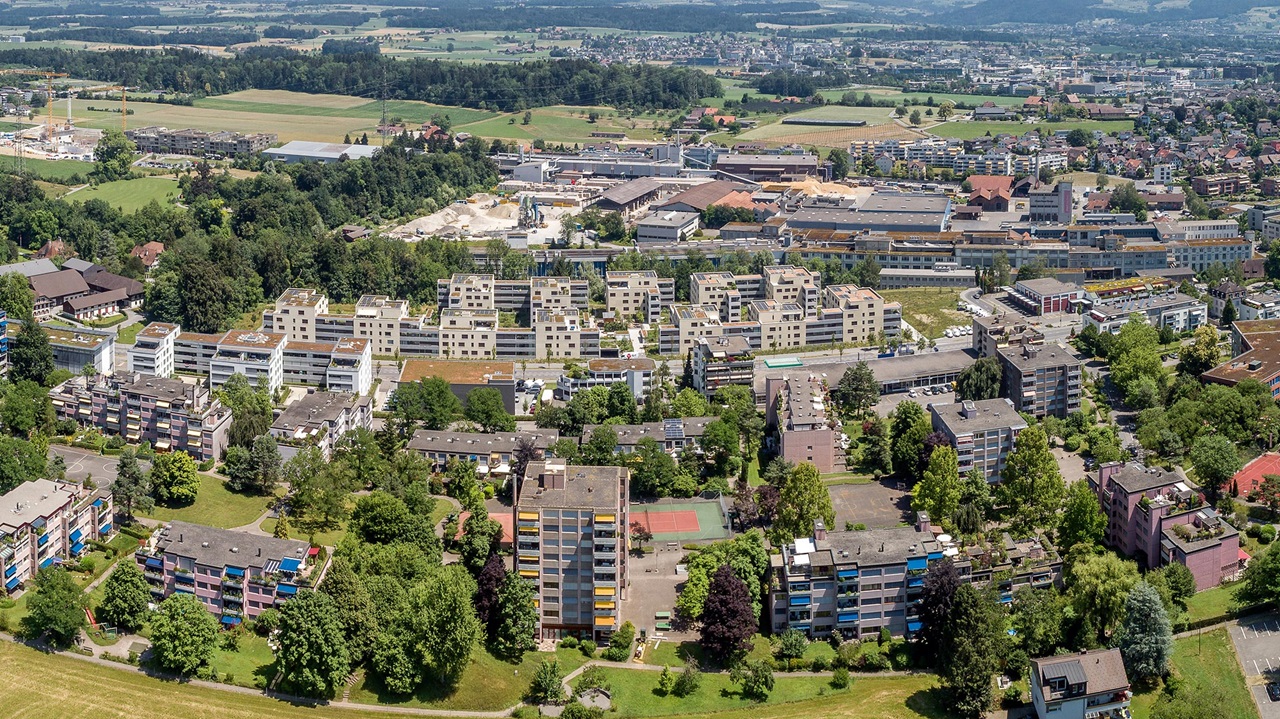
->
[813,518,827,541]
[916,510,932,534]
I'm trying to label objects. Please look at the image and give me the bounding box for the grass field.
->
[596,667,848,718]
[0,639,950,719]
[141,473,274,529]
[115,322,144,346]
[929,119,1134,140]
[1129,629,1259,719]
[68,176,181,213]
[1183,583,1245,625]
[347,645,591,711]
[879,288,970,340]
[1,155,92,180]
[454,105,667,144]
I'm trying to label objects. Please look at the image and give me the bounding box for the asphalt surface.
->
[49,445,145,487]
[1229,613,1280,719]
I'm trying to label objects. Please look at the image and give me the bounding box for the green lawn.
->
[194,95,498,127]
[455,105,666,144]
[929,119,1134,140]
[70,176,181,213]
[347,646,591,711]
[116,322,144,346]
[2,155,92,181]
[260,516,347,548]
[142,473,274,529]
[210,633,278,689]
[879,287,970,340]
[595,667,848,718]
[1129,629,1258,719]
[644,636,834,668]
[0,638,950,719]
[1184,583,1241,625]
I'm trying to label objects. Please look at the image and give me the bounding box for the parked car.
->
[1267,682,1280,702]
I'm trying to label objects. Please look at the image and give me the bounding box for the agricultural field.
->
[928,119,1135,140]
[455,105,669,144]
[68,176,180,213]
[0,155,92,181]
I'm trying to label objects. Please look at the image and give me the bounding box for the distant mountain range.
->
[846,0,1270,25]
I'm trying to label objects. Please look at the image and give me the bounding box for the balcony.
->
[222,575,244,588]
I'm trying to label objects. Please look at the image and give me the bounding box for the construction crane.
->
[0,68,70,140]
[79,84,128,132]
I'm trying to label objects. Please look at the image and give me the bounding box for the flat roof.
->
[273,392,369,432]
[998,342,1079,371]
[864,348,979,383]
[1202,332,1280,385]
[276,288,327,308]
[155,521,309,569]
[218,330,286,350]
[41,325,114,349]
[639,211,700,228]
[517,461,626,510]
[1016,277,1082,296]
[398,359,515,385]
[821,526,939,568]
[0,479,76,533]
[587,357,656,373]
[931,398,1027,435]
[135,322,180,340]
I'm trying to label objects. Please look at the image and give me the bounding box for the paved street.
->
[1229,613,1280,719]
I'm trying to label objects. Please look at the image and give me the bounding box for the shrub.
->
[526,658,566,705]
[786,658,811,672]
[775,628,808,659]
[836,640,861,668]
[1002,686,1024,707]
[579,639,597,657]
[811,656,829,671]
[77,557,96,574]
[1064,435,1083,452]
[1246,524,1262,538]
[657,665,675,695]
[831,666,850,689]
[573,665,610,696]
[860,651,891,672]
[1260,525,1276,544]
[253,609,280,636]
[878,627,890,645]
[559,636,579,650]
[602,621,634,662]
[104,435,126,450]
[673,661,702,697]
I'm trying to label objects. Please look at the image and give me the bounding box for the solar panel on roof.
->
[663,418,684,440]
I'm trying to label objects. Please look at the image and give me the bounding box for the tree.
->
[527,657,566,704]
[940,585,1005,718]
[630,520,653,551]
[1010,587,1065,658]
[1257,474,1280,520]
[111,448,152,520]
[150,593,219,675]
[1108,182,1149,221]
[775,628,808,659]
[992,252,1012,288]
[92,128,137,182]
[97,560,151,633]
[223,445,254,492]
[317,558,378,663]
[490,571,538,660]
[914,446,962,528]
[1189,434,1241,502]
[1177,325,1221,377]
[731,659,775,701]
[465,387,515,432]
[1058,479,1107,552]
[20,567,86,647]
[474,553,507,629]
[248,434,283,494]
[1158,562,1197,611]
[1118,581,1172,683]
[674,661,702,697]
[1000,426,1066,532]
[916,558,961,666]
[10,320,54,386]
[1069,552,1139,645]
[605,382,638,425]
[0,435,46,495]
[582,425,619,466]
[390,376,461,432]
[1220,294,1238,325]
[955,357,1002,402]
[671,387,709,418]
[413,565,481,686]
[774,462,835,543]
[890,401,930,481]
[658,665,675,695]
[832,362,878,416]
[458,512,502,574]
[277,589,351,698]
[909,109,922,126]
[219,373,273,448]
[604,620,636,661]
[150,450,200,505]
[700,419,740,477]
[827,147,850,180]
[1235,541,1280,607]
[698,564,756,663]
[0,272,34,320]
[937,101,954,120]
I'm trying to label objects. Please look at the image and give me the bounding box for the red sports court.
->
[628,500,729,541]
[633,509,701,534]
[1232,453,1280,497]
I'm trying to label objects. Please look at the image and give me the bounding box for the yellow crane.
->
[0,68,70,139]
[79,84,128,132]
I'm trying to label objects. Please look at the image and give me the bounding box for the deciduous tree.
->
[10,320,54,386]
[698,564,757,663]
[1000,426,1066,532]
[97,560,151,633]
[465,387,516,432]
[913,446,961,529]
[955,357,1002,402]
[833,362,878,416]
[1189,434,1241,502]
[1058,479,1107,551]
[150,593,219,676]
[412,565,481,686]
[773,462,835,543]
[1069,552,1139,646]
[150,450,200,505]
[490,571,538,660]
[277,589,351,698]
[20,567,86,647]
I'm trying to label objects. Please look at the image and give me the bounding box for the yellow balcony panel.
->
[595,513,616,523]
[594,601,616,610]
[518,555,539,563]
[518,511,539,521]
[594,615,616,627]
[594,587,616,597]
[519,569,539,578]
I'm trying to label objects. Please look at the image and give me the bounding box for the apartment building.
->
[583,417,715,455]
[280,337,373,394]
[439,273,499,310]
[530,277,590,312]
[513,460,630,640]
[438,309,499,359]
[930,399,1027,480]
[690,271,750,321]
[765,375,839,473]
[821,284,886,344]
[173,329,370,395]
[127,322,180,377]
[555,357,655,400]
[407,429,559,476]
[972,315,1045,358]
[691,335,754,399]
[1202,319,1280,398]
[998,343,1082,418]
[50,373,233,461]
[270,391,373,460]
[135,521,313,624]
[1029,649,1131,719]
[2,479,113,595]
[42,325,115,375]
[534,308,595,359]
[349,295,411,356]
[1166,238,1254,272]
[267,288,329,343]
[209,330,287,393]
[1089,462,1242,589]
[749,299,806,351]
[126,126,277,156]
[768,516,1061,639]
[1190,173,1249,197]
[1208,281,1248,319]
[663,304,728,357]
[1085,292,1207,335]
[0,309,7,376]
[764,265,821,319]
[605,271,674,324]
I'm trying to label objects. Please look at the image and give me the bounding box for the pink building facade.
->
[1089,462,1242,590]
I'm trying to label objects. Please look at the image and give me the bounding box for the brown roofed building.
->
[30,269,90,320]
[652,180,749,214]
[130,241,165,270]
[1029,648,1130,719]
[1202,319,1280,399]
[397,359,518,413]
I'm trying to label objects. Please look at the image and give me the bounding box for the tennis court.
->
[1232,453,1280,497]
[630,498,729,542]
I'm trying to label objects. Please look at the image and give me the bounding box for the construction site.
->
[0,71,130,167]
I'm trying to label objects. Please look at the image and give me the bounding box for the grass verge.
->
[142,473,274,529]
[1129,629,1259,719]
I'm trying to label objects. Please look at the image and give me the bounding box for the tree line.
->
[0,47,721,112]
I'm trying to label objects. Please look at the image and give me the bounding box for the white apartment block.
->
[764,265,821,319]
[269,288,329,342]
[438,309,499,359]
[209,330,286,393]
[606,271,674,324]
[127,322,180,377]
[270,391,373,460]
[534,308,593,359]
[749,299,806,350]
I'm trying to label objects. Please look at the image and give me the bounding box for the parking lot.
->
[1229,614,1280,719]
[49,445,140,487]
[623,545,691,642]
[829,480,912,529]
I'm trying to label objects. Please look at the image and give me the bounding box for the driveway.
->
[829,480,912,530]
[1229,613,1280,719]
